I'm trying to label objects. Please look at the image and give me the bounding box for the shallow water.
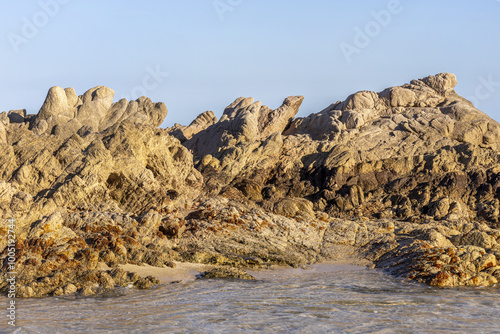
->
[2,264,500,334]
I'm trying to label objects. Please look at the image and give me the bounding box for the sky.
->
[1,0,499,127]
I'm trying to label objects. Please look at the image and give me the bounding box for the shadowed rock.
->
[167,110,217,142]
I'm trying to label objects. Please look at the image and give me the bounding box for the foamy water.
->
[3,265,500,333]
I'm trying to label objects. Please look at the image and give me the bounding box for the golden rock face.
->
[1,73,500,297]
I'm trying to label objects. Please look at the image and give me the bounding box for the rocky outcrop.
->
[32,86,168,138]
[377,220,500,287]
[0,88,202,296]
[1,121,201,218]
[186,96,303,155]
[183,96,303,191]
[2,73,500,298]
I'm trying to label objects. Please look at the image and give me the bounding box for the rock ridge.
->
[2,72,500,298]
[32,86,168,138]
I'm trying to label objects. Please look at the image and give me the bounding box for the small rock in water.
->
[134,276,161,289]
[198,267,256,280]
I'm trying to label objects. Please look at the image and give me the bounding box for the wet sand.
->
[248,259,375,280]
[119,259,375,283]
[119,262,216,283]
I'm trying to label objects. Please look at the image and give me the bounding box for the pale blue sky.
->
[1,0,499,127]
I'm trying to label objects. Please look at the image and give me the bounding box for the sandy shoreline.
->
[118,259,375,284]
[118,262,216,284]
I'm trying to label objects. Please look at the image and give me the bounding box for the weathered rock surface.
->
[167,110,217,142]
[181,95,304,189]
[2,73,500,298]
[33,86,168,138]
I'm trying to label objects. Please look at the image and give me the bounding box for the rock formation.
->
[167,110,217,142]
[1,73,500,298]
[32,86,168,138]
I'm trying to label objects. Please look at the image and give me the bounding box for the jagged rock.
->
[186,95,303,158]
[3,73,500,296]
[253,74,500,223]
[33,86,168,138]
[182,96,302,191]
[460,231,497,249]
[167,110,217,142]
[1,121,202,216]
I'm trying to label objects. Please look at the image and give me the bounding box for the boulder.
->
[421,73,458,95]
[38,86,74,120]
[460,231,497,249]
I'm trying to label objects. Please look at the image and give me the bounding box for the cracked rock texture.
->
[2,73,500,297]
